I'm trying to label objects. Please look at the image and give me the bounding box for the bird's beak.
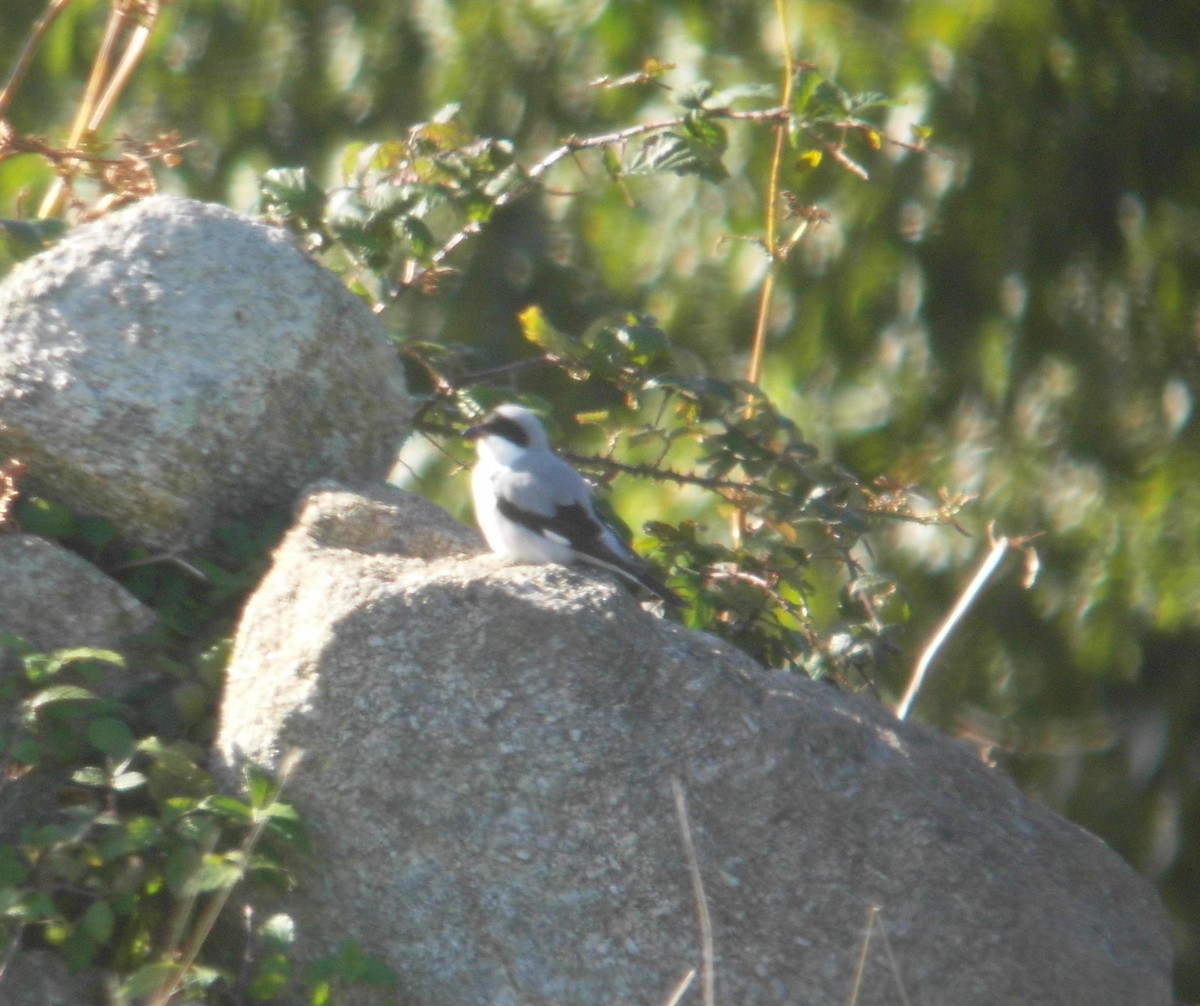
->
[463,421,487,441]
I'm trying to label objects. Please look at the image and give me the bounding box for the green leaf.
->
[0,846,30,887]
[74,514,118,550]
[8,736,42,765]
[184,964,223,990]
[23,684,97,712]
[791,66,825,116]
[326,188,370,234]
[64,925,97,970]
[97,815,160,860]
[518,305,572,355]
[181,854,244,896]
[355,955,400,987]
[310,940,399,987]
[629,129,729,182]
[259,912,296,951]
[140,739,214,803]
[601,144,622,179]
[0,633,31,659]
[248,963,290,1000]
[401,215,437,257]
[708,82,776,106]
[164,845,197,897]
[682,111,728,152]
[260,167,327,224]
[82,899,115,943]
[15,891,59,923]
[87,717,135,761]
[43,648,124,674]
[14,496,76,537]
[245,766,277,811]
[110,770,148,792]
[618,318,669,363]
[203,794,253,821]
[71,765,108,787]
[0,887,23,915]
[0,217,67,261]
[117,962,183,1001]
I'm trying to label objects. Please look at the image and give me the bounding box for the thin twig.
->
[895,528,1011,720]
[844,906,910,1006]
[37,3,125,217]
[38,0,161,218]
[161,825,220,954]
[144,750,304,1006]
[662,968,697,1006]
[453,355,556,388]
[114,550,211,581]
[844,905,875,1006]
[406,106,790,289]
[671,777,714,1006]
[806,129,869,181]
[746,1,796,388]
[0,921,25,988]
[735,4,795,547]
[234,902,257,1003]
[530,105,789,185]
[87,15,155,129]
[873,908,911,1006]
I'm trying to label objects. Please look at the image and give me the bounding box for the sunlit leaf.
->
[796,149,822,171]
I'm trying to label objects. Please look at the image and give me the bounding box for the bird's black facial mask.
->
[465,414,531,447]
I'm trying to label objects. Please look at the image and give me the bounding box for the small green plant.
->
[0,636,287,995]
[0,634,397,1004]
[13,494,286,643]
[306,939,400,1006]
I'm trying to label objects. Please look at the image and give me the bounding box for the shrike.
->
[465,404,681,606]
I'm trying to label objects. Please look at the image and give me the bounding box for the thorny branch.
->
[404,106,792,290]
[402,98,941,293]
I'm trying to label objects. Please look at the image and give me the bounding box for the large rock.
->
[216,484,1173,1006]
[0,533,156,653]
[0,948,105,1006]
[0,196,410,550]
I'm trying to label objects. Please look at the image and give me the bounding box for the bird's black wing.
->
[496,497,681,607]
[495,497,604,551]
[492,452,682,607]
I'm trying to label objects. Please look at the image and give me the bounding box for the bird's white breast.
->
[471,454,573,563]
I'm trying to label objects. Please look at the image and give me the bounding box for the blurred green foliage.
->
[3,0,1199,997]
[0,635,305,1003]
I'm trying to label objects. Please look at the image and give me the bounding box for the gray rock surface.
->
[297,478,482,559]
[216,484,1173,1006]
[0,195,410,550]
[0,948,105,1006]
[0,532,156,653]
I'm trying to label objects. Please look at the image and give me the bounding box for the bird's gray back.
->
[492,450,593,517]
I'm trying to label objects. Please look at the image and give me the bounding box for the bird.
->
[464,404,682,607]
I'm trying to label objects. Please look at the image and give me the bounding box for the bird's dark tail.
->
[576,540,684,608]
